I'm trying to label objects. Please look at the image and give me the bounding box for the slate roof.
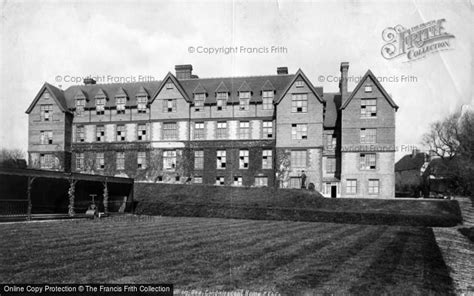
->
[395,153,428,171]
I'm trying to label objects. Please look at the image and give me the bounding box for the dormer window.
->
[96,98,105,115]
[295,80,304,88]
[75,99,85,116]
[116,97,126,114]
[194,94,205,112]
[239,92,250,111]
[137,96,148,113]
[262,91,274,110]
[364,85,373,93]
[216,92,228,111]
[163,99,177,113]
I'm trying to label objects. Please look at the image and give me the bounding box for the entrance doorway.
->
[331,185,337,198]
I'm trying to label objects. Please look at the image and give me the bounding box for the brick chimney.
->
[175,64,193,79]
[83,77,96,85]
[277,67,288,75]
[339,62,349,101]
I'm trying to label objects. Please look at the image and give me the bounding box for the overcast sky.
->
[1,0,472,160]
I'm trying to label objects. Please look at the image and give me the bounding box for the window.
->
[360,153,376,170]
[262,91,274,110]
[346,179,357,194]
[262,150,272,169]
[239,92,250,111]
[291,150,307,168]
[116,152,125,170]
[289,177,301,189]
[239,121,250,139]
[368,179,380,195]
[40,105,53,121]
[76,126,84,142]
[163,122,178,140]
[216,176,225,186]
[163,150,177,170]
[360,128,376,144]
[116,97,126,114]
[361,99,377,117]
[325,134,337,150]
[76,153,84,170]
[166,82,174,89]
[239,150,249,169]
[137,124,147,141]
[295,80,304,88]
[194,94,205,111]
[216,122,227,139]
[194,176,203,184]
[137,96,148,113]
[364,85,373,92]
[137,151,146,169]
[194,150,204,170]
[76,99,85,115]
[40,154,54,169]
[163,99,177,113]
[96,98,105,115]
[194,122,205,140]
[263,121,273,138]
[255,176,268,187]
[291,124,308,140]
[291,94,308,113]
[326,158,336,173]
[96,152,104,170]
[217,150,226,169]
[40,131,53,144]
[216,92,228,110]
[96,126,105,142]
[234,176,243,186]
[116,125,126,141]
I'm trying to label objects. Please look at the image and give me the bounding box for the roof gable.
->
[261,80,276,91]
[215,81,229,93]
[237,81,252,92]
[25,82,70,114]
[95,88,108,99]
[276,69,324,104]
[136,86,149,97]
[74,89,87,100]
[115,87,128,98]
[150,72,191,103]
[193,83,207,94]
[341,70,399,110]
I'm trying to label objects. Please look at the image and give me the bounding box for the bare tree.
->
[0,148,26,168]
[423,110,474,194]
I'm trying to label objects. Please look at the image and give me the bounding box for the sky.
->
[0,0,472,161]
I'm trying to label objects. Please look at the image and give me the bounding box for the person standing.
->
[301,170,307,189]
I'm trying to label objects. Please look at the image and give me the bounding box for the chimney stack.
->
[83,77,96,85]
[277,67,288,75]
[339,62,349,101]
[175,64,193,79]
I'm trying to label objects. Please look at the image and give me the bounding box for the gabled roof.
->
[261,80,275,91]
[395,153,428,171]
[150,72,191,103]
[237,81,252,92]
[275,69,324,104]
[193,83,207,94]
[95,88,108,98]
[136,86,149,97]
[115,87,128,98]
[215,81,229,93]
[341,69,399,110]
[73,89,87,100]
[25,82,70,114]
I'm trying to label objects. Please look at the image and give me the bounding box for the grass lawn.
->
[0,216,454,295]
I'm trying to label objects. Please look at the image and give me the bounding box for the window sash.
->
[239,150,249,169]
[361,99,377,117]
[291,124,308,140]
[194,122,205,140]
[116,126,126,141]
[40,104,53,121]
[216,122,227,139]
[368,179,380,194]
[326,158,336,173]
[346,179,357,194]
[217,151,226,169]
[76,153,84,170]
[96,126,105,142]
[163,99,177,112]
[262,150,272,169]
[163,123,178,140]
[76,127,84,142]
[360,128,376,144]
[163,150,177,170]
[262,91,274,110]
[116,152,125,170]
[291,150,307,168]
[96,153,104,169]
[360,153,377,170]
[137,125,147,141]
[239,122,250,139]
[137,152,146,169]
[291,94,308,113]
[194,151,204,170]
[255,177,268,187]
[263,121,273,138]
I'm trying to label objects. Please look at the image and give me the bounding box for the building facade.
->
[26,63,398,198]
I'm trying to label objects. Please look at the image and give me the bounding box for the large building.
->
[26,62,398,198]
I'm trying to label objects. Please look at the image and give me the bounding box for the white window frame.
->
[291,124,308,140]
[162,122,178,140]
[291,94,308,113]
[360,153,377,170]
[239,121,250,139]
[239,150,249,169]
[368,179,380,195]
[262,121,273,138]
[163,150,177,170]
[217,150,226,169]
[137,151,146,169]
[116,152,125,170]
[194,150,204,170]
[262,149,272,169]
[262,91,274,110]
[216,122,227,139]
[346,179,357,194]
[291,150,307,169]
[239,92,250,111]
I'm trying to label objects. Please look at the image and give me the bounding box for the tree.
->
[423,110,474,195]
[0,148,27,168]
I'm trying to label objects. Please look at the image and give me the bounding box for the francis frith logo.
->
[381,19,455,61]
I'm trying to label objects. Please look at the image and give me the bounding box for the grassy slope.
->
[0,217,454,295]
[134,183,462,226]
